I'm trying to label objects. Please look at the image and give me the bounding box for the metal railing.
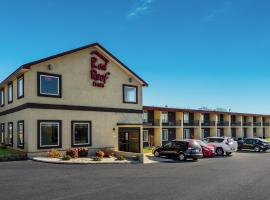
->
[183,120,200,126]
[217,121,230,126]
[162,120,182,126]
[143,119,160,126]
[201,121,216,126]
[230,121,242,126]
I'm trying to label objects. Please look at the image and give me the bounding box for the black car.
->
[153,139,203,161]
[238,138,270,152]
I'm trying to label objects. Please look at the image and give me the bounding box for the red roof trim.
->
[143,106,270,117]
[0,42,148,86]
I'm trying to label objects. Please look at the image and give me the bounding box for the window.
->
[162,129,168,141]
[162,112,168,123]
[184,129,190,139]
[123,84,138,103]
[38,120,62,149]
[8,122,13,146]
[0,123,4,144]
[38,72,62,97]
[17,75,24,99]
[71,121,91,147]
[201,114,204,123]
[143,111,148,122]
[0,88,4,106]
[184,113,189,123]
[143,130,149,142]
[17,121,24,148]
[8,82,13,103]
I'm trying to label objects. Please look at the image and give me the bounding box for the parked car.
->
[153,139,203,161]
[204,137,237,156]
[194,140,216,157]
[238,138,270,152]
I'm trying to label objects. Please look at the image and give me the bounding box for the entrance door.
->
[119,128,140,153]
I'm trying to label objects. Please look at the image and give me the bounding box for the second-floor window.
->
[184,113,189,123]
[8,82,13,103]
[38,72,62,98]
[161,112,168,123]
[0,88,4,106]
[123,84,138,104]
[17,75,24,99]
[143,111,148,122]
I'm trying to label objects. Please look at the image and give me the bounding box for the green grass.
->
[143,147,154,154]
[265,138,270,142]
[0,148,21,156]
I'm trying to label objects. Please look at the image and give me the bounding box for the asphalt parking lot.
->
[1,152,270,200]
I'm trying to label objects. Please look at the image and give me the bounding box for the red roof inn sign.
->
[90,50,111,88]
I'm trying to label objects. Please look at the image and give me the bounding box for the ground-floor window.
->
[71,121,91,147]
[143,130,149,142]
[162,129,168,141]
[38,120,62,149]
[17,121,24,148]
[8,122,13,146]
[0,123,4,144]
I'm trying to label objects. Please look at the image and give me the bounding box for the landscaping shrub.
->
[102,149,114,158]
[62,155,71,161]
[116,155,125,161]
[47,149,61,158]
[92,156,102,161]
[78,147,88,157]
[95,150,105,158]
[66,148,78,158]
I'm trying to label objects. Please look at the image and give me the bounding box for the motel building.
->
[0,43,148,157]
[1,43,270,157]
[142,107,270,147]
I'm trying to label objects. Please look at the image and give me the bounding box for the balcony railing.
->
[201,121,216,126]
[243,122,252,126]
[143,119,160,126]
[217,121,230,126]
[184,120,200,126]
[263,122,270,126]
[253,122,262,126]
[231,121,242,126]
[162,120,182,126]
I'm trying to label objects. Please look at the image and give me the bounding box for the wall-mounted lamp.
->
[48,64,53,70]
[129,77,133,83]
[113,128,116,132]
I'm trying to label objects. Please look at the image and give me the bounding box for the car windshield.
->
[196,140,206,146]
[190,141,201,148]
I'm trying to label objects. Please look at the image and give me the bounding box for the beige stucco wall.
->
[0,46,143,113]
[26,109,142,153]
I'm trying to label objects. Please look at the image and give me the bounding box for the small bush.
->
[78,147,88,157]
[66,148,78,158]
[62,155,71,161]
[95,150,105,158]
[102,149,114,158]
[92,156,102,161]
[48,149,61,158]
[116,155,125,161]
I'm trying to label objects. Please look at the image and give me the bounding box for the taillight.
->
[188,142,192,150]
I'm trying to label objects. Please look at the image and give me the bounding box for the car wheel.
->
[178,153,186,161]
[193,158,198,161]
[216,148,224,156]
[154,151,160,157]
[254,146,261,152]
[226,152,232,156]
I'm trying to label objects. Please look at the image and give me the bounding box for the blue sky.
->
[0,0,270,114]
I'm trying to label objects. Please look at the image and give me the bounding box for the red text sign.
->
[90,50,111,88]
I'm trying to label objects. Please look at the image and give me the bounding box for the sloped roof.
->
[0,42,148,87]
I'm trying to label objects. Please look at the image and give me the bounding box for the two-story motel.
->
[0,43,148,156]
[142,106,270,147]
[1,43,270,156]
